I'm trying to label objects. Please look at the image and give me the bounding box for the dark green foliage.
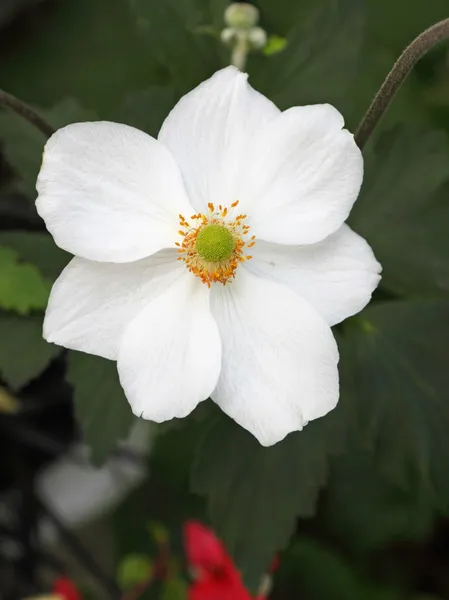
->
[1,1,449,597]
[67,351,136,466]
[0,313,61,389]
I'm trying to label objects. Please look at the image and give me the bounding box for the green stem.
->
[0,89,55,139]
[355,17,449,150]
[231,32,249,71]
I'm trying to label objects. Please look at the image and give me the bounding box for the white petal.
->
[210,269,339,446]
[44,250,183,360]
[240,105,363,245]
[117,274,221,422]
[36,122,194,262]
[246,224,381,326]
[158,66,280,213]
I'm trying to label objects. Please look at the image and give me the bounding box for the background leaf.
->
[350,126,449,298]
[0,99,97,198]
[340,300,449,509]
[0,230,69,282]
[113,86,177,137]
[251,0,365,118]
[324,452,434,552]
[130,0,227,91]
[0,313,61,390]
[0,246,50,314]
[66,351,136,466]
[191,404,345,591]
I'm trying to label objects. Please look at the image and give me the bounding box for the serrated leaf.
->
[0,246,50,314]
[0,99,97,199]
[0,313,62,390]
[191,404,345,591]
[67,351,136,466]
[250,0,365,114]
[350,126,449,297]
[0,231,69,281]
[340,300,449,507]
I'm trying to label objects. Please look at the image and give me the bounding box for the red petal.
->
[184,521,229,572]
[52,577,82,600]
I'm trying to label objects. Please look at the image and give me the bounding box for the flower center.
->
[176,201,255,286]
[195,224,235,263]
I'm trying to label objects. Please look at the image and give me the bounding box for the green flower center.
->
[195,224,235,263]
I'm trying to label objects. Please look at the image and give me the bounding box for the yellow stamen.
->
[176,201,255,286]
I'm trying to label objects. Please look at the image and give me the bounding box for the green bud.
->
[248,26,268,50]
[224,3,259,29]
[195,224,235,263]
[221,27,239,47]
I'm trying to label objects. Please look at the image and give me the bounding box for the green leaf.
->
[191,405,345,591]
[250,0,365,114]
[0,246,50,314]
[0,0,158,113]
[114,86,177,137]
[0,231,69,282]
[349,126,449,298]
[130,0,226,91]
[0,313,62,390]
[340,300,449,507]
[324,452,434,552]
[263,35,288,57]
[0,99,96,199]
[67,351,136,466]
[284,537,404,600]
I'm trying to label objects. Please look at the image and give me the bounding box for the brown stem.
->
[0,89,55,138]
[355,17,449,150]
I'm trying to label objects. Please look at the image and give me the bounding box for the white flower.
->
[36,67,381,447]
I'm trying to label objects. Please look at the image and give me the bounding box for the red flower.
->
[52,577,82,600]
[184,521,276,600]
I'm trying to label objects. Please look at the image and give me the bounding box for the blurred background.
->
[1,0,449,599]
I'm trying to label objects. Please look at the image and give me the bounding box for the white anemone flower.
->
[36,67,381,447]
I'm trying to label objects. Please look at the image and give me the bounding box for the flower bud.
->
[224,3,259,29]
[220,27,239,47]
[248,26,267,50]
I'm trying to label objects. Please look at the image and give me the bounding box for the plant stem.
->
[231,32,249,71]
[0,89,55,139]
[355,17,449,150]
